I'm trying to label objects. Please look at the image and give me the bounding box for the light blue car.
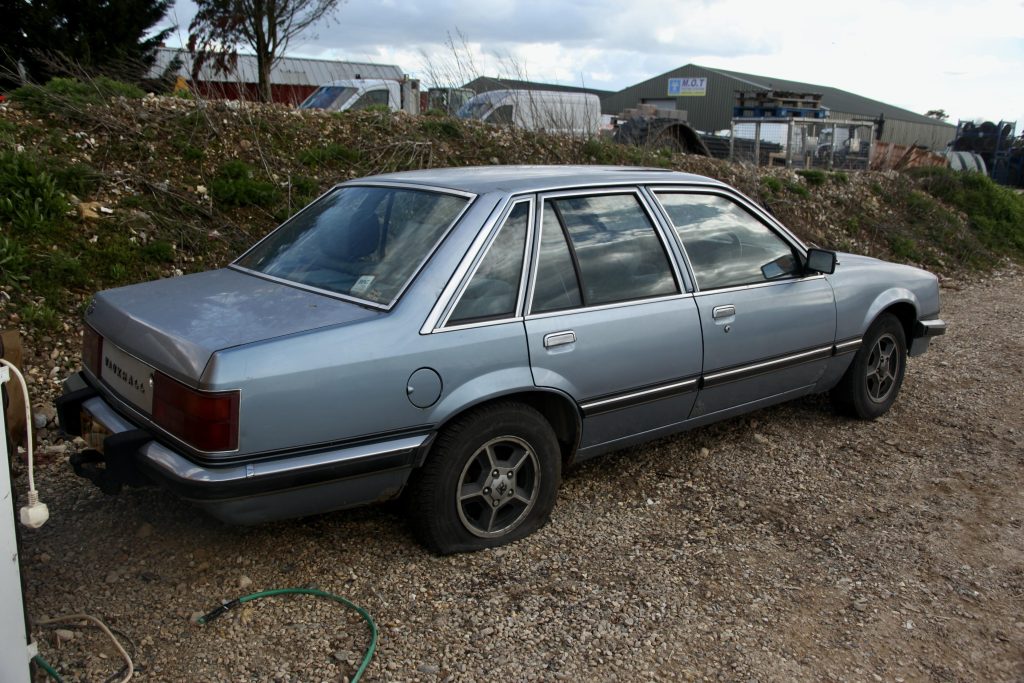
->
[57,166,945,553]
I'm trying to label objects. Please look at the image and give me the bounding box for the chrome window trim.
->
[524,186,684,317]
[525,292,693,322]
[439,197,535,330]
[690,274,825,298]
[648,186,811,294]
[231,182,477,311]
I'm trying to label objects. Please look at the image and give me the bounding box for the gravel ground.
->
[15,268,1024,682]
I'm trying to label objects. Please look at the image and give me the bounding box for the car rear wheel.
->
[406,402,561,554]
[833,313,907,419]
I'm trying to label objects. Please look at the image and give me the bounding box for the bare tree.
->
[188,0,342,103]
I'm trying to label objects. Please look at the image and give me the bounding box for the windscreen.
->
[235,186,470,305]
[456,92,506,120]
[299,86,357,110]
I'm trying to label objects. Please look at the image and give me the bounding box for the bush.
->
[210,160,279,208]
[52,162,102,196]
[0,237,29,287]
[761,176,783,193]
[785,180,810,198]
[0,150,67,233]
[795,169,827,186]
[419,118,463,140]
[909,167,1024,257]
[12,76,145,117]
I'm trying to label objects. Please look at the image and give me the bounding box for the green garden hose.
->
[33,654,64,682]
[198,587,378,682]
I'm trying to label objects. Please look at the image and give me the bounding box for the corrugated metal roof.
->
[701,65,953,127]
[149,47,403,86]
[463,76,612,97]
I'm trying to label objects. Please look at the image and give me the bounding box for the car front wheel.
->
[406,402,561,554]
[833,313,907,419]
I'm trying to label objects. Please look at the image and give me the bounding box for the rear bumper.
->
[57,372,429,524]
[909,318,946,357]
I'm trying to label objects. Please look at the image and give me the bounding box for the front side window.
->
[348,88,391,110]
[448,201,529,325]
[534,193,677,309]
[486,104,514,125]
[656,193,799,290]
[235,186,468,306]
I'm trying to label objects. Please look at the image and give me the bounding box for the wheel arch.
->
[862,288,918,343]
[431,389,582,467]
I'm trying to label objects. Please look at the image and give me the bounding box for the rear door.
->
[652,189,836,418]
[523,188,703,451]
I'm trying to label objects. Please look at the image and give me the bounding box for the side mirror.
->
[805,248,837,275]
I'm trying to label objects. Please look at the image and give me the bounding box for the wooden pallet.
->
[733,106,829,119]
[735,90,823,110]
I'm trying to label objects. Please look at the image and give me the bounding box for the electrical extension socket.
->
[20,492,48,529]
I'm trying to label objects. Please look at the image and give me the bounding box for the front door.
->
[651,190,836,417]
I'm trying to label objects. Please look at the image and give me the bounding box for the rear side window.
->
[656,193,799,290]
[532,193,677,311]
[448,201,529,325]
[532,203,583,313]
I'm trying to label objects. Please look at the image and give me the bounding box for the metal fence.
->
[729,117,876,170]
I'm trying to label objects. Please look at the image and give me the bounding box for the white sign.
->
[667,77,707,97]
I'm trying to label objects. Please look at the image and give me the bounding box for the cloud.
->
[159,0,1024,130]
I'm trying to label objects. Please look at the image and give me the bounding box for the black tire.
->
[833,313,907,419]
[406,402,561,554]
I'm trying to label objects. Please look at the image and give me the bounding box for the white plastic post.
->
[0,365,33,682]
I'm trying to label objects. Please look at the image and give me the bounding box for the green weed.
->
[210,160,279,208]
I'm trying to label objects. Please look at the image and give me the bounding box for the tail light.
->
[152,372,239,452]
[83,325,103,377]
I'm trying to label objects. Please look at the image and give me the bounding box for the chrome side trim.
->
[143,434,429,485]
[581,378,698,417]
[833,338,862,355]
[702,345,834,388]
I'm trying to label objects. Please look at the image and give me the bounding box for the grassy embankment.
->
[2,78,1022,342]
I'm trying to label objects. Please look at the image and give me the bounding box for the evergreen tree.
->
[0,0,175,87]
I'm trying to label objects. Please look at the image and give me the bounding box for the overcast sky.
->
[160,0,1024,130]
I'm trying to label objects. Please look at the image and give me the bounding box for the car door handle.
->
[712,305,736,319]
[543,331,576,348]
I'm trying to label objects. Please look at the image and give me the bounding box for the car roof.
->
[347,165,726,195]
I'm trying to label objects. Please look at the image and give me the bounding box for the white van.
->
[456,89,601,136]
[299,79,420,114]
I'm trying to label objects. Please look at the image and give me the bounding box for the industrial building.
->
[602,63,955,150]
